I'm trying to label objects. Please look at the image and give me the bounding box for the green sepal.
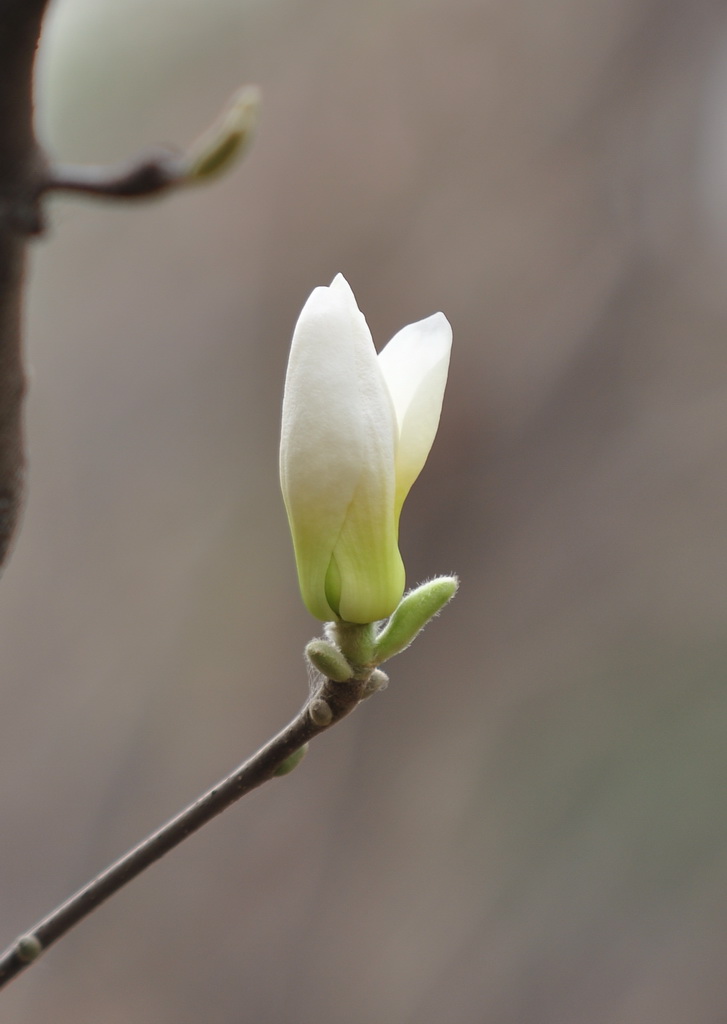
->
[324,621,376,676]
[305,639,354,682]
[372,575,458,665]
[273,744,309,777]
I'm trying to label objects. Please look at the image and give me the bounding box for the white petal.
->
[377,312,452,512]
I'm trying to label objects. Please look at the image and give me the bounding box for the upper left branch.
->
[0,1,258,572]
[0,0,52,567]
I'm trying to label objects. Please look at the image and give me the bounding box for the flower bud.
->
[280,274,451,623]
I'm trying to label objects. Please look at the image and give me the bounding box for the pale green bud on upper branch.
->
[280,274,452,624]
[185,86,261,182]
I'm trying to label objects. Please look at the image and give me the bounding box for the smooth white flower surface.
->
[280,274,452,623]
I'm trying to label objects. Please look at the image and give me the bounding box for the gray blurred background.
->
[2,0,727,1020]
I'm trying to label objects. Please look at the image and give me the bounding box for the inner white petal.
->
[377,312,452,510]
[377,312,452,429]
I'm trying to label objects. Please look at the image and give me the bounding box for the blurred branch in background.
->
[0,1,257,569]
[42,86,260,199]
[0,0,51,565]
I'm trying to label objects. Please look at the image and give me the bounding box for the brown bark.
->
[0,0,50,565]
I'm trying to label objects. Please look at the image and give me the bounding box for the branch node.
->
[15,935,42,964]
[308,698,333,727]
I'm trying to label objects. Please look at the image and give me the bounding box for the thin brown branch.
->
[42,148,188,200]
[0,672,370,989]
[39,86,259,202]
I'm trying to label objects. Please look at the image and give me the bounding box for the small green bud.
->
[273,744,309,777]
[16,934,42,963]
[309,698,333,727]
[362,668,389,697]
[372,575,459,665]
[305,639,353,682]
[186,86,260,182]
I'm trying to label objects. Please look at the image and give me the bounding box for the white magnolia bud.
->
[280,274,451,624]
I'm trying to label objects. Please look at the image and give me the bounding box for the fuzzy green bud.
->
[372,576,459,665]
[305,639,353,682]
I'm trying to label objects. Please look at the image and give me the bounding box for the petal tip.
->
[329,272,354,296]
[421,311,453,347]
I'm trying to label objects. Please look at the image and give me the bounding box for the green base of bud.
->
[324,621,376,674]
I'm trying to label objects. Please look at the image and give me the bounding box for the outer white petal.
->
[280,275,398,620]
[377,311,452,514]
